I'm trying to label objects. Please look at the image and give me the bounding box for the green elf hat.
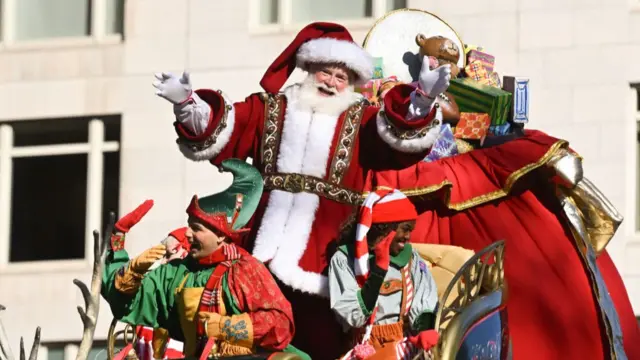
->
[186,159,264,241]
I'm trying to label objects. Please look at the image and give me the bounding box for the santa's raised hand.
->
[153,71,192,105]
[417,56,452,100]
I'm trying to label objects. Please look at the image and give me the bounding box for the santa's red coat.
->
[370,130,640,359]
[175,84,439,359]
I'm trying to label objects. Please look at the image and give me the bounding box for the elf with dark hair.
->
[329,189,439,360]
[101,159,306,359]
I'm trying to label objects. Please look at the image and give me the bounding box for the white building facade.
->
[0,0,639,358]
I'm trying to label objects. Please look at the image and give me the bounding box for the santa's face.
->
[311,64,352,95]
[297,64,360,116]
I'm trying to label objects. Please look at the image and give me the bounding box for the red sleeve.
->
[174,89,265,165]
[226,256,295,351]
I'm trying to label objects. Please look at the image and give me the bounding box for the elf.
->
[329,189,439,359]
[101,159,305,359]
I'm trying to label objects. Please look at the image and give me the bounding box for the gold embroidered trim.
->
[260,93,285,174]
[329,101,365,185]
[375,140,569,211]
[380,106,441,140]
[177,90,232,153]
[263,173,363,206]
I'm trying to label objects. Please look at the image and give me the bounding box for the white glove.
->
[417,56,452,99]
[153,71,192,105]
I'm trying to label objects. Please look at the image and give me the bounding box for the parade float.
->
[1,7,634,360]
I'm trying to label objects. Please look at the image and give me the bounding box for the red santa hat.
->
[354,188,418,286]
[260,22,374,94]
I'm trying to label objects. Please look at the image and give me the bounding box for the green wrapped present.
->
[448,78,512,125]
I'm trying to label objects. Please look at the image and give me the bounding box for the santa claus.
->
[152,22,451,358]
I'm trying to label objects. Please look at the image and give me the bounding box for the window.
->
[43,342,108,360]
[0,116,120,265]
[257,0,406,26]
[0,0,124,44]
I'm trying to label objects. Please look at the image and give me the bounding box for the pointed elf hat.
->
[354,188,418,286]
[259,22,374,93]
[186,159,264,242]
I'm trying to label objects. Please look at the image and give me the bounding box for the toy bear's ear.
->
[415,33,427,46]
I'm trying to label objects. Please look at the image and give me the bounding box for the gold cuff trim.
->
[177,90,231,152]
[208,313,254,350]
[114,265,145,295]
[379,139,568,211]
[380,107,441,140]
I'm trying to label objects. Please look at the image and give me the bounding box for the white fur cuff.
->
[376,107,442,153]
[178,91,236,162]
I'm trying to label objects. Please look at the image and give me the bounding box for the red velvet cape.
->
[370,130,640,359]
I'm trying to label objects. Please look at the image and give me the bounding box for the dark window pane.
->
[10,154,87,262]
[103,151,120,232]
[12,118,88,146]
[46,345,64,360]
[103,116,121,142]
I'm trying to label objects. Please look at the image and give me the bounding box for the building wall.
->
[0,0,638,354]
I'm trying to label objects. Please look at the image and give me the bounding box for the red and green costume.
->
[101,159,306,359]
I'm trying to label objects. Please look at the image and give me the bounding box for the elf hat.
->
[186,159,264,243]
[259,22,374,94]
[354,188,418,286]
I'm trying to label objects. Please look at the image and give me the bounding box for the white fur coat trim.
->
[297,38,373,83]
[251,85,340,295]
[178,91,235,161]
[376,106,442,153]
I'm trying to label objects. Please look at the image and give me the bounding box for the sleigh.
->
[414,240,510,360]
[102,240,508,360]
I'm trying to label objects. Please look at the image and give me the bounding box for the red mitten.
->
[115,200,154,233]
[372,231,395,271]
[110,200,154,251]
[408,330,439,350]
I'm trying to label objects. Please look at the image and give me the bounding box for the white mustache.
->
[316,83,337,95]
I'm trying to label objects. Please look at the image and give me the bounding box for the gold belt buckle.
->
[283,173,306,193]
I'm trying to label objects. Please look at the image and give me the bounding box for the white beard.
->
[295,75,362,116]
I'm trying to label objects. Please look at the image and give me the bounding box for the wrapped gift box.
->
[489,122,511,136]
[467,50,495,73]
[453,113,491,140]
[465,60,491,83]
[502,76,530,124]
[355,76,399,105]
[372,57,384,79]
[448,78,512,126]
[424,124,458,162]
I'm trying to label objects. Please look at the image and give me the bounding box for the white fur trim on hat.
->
[296,38,374,83]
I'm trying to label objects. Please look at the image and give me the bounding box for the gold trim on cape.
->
[375,140,569,211]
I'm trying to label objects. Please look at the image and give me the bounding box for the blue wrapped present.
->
[424,124,459,162]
